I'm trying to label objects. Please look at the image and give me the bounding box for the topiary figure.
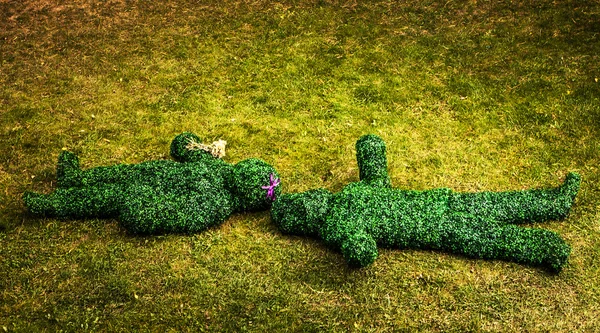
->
[23,132,281,234]
[271,134,580,272]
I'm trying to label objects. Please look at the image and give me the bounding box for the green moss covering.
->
[23,132,281,235]
[272,134,580,272]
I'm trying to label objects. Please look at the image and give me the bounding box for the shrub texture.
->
[23,132,281,234]
[272,134,580,272]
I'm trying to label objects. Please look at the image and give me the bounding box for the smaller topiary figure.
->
[23,132,281,234]
[271,134,580,272]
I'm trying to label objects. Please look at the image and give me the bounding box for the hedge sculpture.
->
[271,134,580,272]
[23,132,281,234]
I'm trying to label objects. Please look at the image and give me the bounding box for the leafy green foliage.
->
[22,132,280,234]
[271,188,333,237]
[230,158,281,211]
[2,0,599,331]
[272,135,580,271]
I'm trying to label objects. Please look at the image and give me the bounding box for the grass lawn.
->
[1,0,599,331]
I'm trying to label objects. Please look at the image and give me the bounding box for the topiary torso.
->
[322,183,451,249]
[112,159,236,234]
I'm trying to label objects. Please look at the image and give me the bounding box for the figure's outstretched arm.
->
[170,132,218,163]
[355,134,391,188]
[56,150,81,188]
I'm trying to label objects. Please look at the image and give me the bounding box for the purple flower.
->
[262,173,280,201]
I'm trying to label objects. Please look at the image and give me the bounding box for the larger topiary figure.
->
[23,132,281,234]
[271,134,580,272]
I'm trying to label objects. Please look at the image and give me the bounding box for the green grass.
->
[1,0,599,331]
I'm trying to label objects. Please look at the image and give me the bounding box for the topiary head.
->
[271,189,332,237]
[230,158,281,212]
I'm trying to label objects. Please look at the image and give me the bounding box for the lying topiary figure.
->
[271,134,580,272]
[23,132,281,234]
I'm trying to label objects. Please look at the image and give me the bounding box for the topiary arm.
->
[340,230,379,268]
[23,185,122,219]
[355,134,391,188]
[320,210,379,268]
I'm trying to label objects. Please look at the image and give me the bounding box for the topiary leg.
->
[77,163,144,187]
[56,151,82,188]
[23,185,121,219]
[448,172,581,224]
[440,213,571,272]
[56,150,146,188]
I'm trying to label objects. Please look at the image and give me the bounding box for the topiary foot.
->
[545,241,571,273]
[560,172,581,202]
[22,192,56,216]
[552,172,581,220]
[57,151,81,188]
